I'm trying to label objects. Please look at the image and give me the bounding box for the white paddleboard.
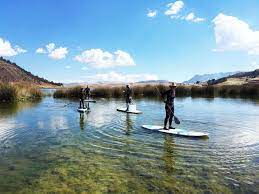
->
[117,108,142,114]
[84,100,96,103]
[77,108,90,113]
[142,125,208,138]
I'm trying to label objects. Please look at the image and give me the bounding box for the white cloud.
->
[74,49,136,68]
[48,47,68,60]
[85,71,158,83]
[46,43,55,53]
[165,1,184,16]
[185,12,205,23]
[36,47,47,54]
[65,65,71,69]
[36,43,68,60]
[212,13,259,55]
[0,38,27,57]
[147,10,157,18]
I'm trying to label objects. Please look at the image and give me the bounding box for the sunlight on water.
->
[0,97,258,193]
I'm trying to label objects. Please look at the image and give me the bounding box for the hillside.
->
[0,57,62,87]
[184,71,239,84]
[207,69,259,85]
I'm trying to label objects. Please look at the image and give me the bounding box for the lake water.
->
[0,97,258,193]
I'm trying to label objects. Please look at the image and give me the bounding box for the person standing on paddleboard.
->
[79,87,86,109]
[162,82,177,130]
[124,84,132,111]
[84,85,91,100]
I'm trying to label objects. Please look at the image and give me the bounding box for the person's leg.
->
[126,98,129,111]
[164,105,169,129]
[79,99,82,108]
[169,106,175,129]
[82,100,85,109]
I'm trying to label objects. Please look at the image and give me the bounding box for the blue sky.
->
[1,0,259,83]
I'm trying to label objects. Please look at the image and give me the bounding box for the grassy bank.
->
[0,83,43,102]
[54,84,259,99]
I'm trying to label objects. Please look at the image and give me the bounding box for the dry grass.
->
[54,83,259,99]
[0,82,43,102]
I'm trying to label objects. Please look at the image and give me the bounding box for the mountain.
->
[136,80,169,84]
[228,69,259,79]
[184,71,239,84]
[0,57,62,87]
[208,69,259,85]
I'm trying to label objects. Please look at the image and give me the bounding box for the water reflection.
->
[0,100,41,117]
[79,113,87,130]
[162,135,176,174]
[125,114,133,135]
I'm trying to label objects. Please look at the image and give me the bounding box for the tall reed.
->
[53,84,259,99]
[0,83,43,102]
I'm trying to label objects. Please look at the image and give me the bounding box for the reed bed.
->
[0,83,43,102]
[54,84,259,99]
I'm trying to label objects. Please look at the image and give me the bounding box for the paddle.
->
[174,115,180,125]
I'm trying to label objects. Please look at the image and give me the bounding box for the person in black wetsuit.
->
[124,85,132,111]
[79,88,86,109]
[162,82,177,130]
[84,85,91,100]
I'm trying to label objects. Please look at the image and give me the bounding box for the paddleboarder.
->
[124,84,132,111]
[162,82,177,130]
[84,85,91,100]
[79,87,86,109]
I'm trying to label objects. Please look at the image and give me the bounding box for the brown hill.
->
[207,69,259,86]
[0,57,62,87]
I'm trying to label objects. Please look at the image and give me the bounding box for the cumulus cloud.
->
[212,13,259,55]
[36,43,68,60]
[36,47,47,54]
[74,49,136,68]
[0,37,27,57]
[48,47,68,60]
[46,43,55,53]
[147,10,157,18]
[185,12,205,23]
[85,71,158,83]
[165,1,184,16]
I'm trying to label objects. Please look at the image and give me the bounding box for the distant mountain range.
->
[136,80,169,84]
[184,71,239,84]
[0,57,62,87]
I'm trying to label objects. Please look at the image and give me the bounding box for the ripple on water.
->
[0,97,258,193]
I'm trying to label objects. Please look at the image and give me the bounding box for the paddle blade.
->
[174,116,180,125]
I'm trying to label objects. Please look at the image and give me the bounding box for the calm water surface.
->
[0,97,258,193]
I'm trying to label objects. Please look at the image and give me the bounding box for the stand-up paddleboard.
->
[142,125,208,138]
[77,108,90,113]
[117,104,142,114]
[84,99,96,103]
[117,108,142,114]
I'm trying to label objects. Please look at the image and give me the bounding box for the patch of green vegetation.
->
[0,83,42,102]
[13,145,233,194]
[54,84,259,99]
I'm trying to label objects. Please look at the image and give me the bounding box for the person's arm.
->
[161,90,167,98]
[161,90,168,102]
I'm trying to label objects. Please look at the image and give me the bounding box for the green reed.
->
[53,84,259,99]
